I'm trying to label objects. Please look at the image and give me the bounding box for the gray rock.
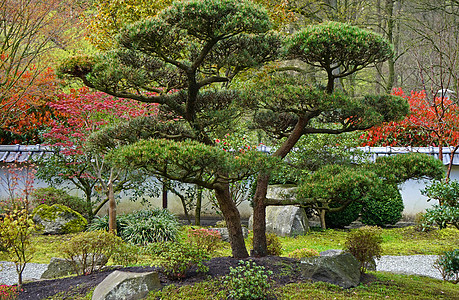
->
[32,204,87,235]
[41,258,75,279]
[319,249,343,256]
[41,254,108,279]
[209,227,248,243]
[92,271,161,300]
[299,253,360,288]
[249,206,309,237]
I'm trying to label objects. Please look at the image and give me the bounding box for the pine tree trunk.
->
[108,181,116,234]
[252,117,309,256]
[214,183,249,259]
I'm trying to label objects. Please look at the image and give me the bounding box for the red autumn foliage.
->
[0,67,60,144]
[43,87,158,154]
[361,88,459,149]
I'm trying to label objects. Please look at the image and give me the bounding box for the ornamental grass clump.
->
[87,208,180,245]
[344,226,383,274]
[223,260,274,300]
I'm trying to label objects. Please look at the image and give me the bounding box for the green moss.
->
[32,204,87,234]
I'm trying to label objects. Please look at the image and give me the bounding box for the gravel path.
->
[376,255,442,280]
[0,255,443,286]
[0,261,49,286]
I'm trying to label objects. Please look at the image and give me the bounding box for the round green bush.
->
[325,201,362,228]
[31,187,90,218]
[360,185,404,226]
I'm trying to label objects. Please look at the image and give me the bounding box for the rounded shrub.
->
[360,185,404,226]
[325,201,362,228]
[31,187,90,218]
[148,241,210,280]
[344,226,383,274]
[59,230,124,275]
[266,232,283,256]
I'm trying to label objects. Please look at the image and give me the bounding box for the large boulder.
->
[248,185,309,237]
[249,206,309,237]
[41,257,75,279]
[299,252,360,288]
[92,271,161,300]
[32,204,87,235]
[41,255,109,279]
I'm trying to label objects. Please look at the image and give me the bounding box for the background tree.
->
[0,68,59,144]
[362,88,459,179]
[59,0,280,259]
[38,87,155,225]
[246,21,407,256]
[0,0,84,131]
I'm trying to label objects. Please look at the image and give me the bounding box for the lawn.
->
[1,225,458,299]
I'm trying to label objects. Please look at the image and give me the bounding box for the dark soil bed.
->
[19,256,377,300]
[18,256,308,300]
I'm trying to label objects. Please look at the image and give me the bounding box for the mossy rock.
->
[32,204,87,235]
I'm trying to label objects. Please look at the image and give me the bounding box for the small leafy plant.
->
[344,226,383,274]
[266,233,283,256]
[187,228,223,254]
[149,242,210,280]
[223,260,274,300]
[59,230,124,275]
[434,249,459,283]
[288,248,319,259]
[249,232,283,256]
[0,209,37,285]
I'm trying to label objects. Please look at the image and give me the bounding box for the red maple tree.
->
[361,88,459,178]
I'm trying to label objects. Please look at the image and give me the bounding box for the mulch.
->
[18,256,313,300]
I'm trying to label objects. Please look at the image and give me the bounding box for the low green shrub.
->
[344,226,383,274]
[288,248,319,259]
[248,232,283,256]
[86,215,129,233]
[266,233,283,256]
[87,209,180,245]
[186,228,223,254]
[59,230,124,275]
[434,249,459,283]
[223,260,273,300]
[414,212,435,232]
[148,242,210,280]
[31,187,90,218]
[110,242,141,266]
[423,204,459,230]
